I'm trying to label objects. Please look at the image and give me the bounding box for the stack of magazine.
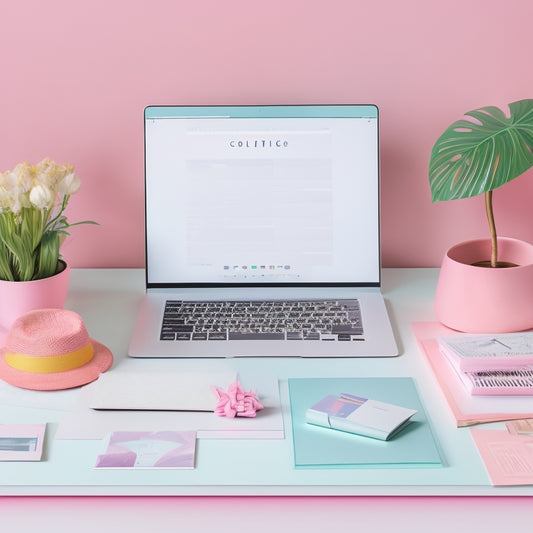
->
[438,333,533,395]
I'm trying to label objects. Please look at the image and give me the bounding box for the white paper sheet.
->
[55,371,284,440]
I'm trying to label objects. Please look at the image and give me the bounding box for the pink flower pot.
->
[435,238,533,333]
[0,262,71,343]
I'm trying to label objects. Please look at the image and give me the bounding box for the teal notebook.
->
[288,377,442,469]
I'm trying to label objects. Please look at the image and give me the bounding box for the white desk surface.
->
[1,269,533,531]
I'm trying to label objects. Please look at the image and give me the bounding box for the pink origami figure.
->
[212,380,264,418]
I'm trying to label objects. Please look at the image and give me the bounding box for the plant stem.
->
[485,190,498,268]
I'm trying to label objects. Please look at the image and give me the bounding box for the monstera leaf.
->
[429,99,533,202]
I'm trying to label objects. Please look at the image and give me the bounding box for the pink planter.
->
[435,238,533,333]
[0,262,71,342]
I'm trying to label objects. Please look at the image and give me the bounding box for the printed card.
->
[95,430,197,469]
[0,424,46,461]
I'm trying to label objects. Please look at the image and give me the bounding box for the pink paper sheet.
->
[470,429,533,485]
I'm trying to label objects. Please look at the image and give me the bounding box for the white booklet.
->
[306,393,417,441]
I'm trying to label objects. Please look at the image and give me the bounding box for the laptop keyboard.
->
[160,299,364,341]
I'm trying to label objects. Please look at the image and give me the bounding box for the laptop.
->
[128,104,398,358]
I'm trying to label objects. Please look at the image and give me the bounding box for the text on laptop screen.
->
[144,105,381,286]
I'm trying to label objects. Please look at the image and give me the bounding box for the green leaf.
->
[429,99,533,202]
[0,242,14,281]
[0,215,15,280]
[35,230,60,280]
[0,215,36,281]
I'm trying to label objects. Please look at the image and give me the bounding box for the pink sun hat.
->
[0,308,113,391]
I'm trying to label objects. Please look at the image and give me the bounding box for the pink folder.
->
[412,322,533,426]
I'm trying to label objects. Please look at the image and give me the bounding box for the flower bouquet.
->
[0,158,95,282]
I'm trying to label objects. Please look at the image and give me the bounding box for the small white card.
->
[306,393,417,440]
[0,424,46,461]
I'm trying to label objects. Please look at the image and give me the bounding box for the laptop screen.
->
[144,105,381,288]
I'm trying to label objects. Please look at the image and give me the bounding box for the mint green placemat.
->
[288,377,442,469]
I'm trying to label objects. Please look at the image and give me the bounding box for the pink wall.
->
[1,0,532,268]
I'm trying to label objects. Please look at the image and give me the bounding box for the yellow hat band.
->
[5,343,95,374]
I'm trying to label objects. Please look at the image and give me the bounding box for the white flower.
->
[29,184,53,210]
[13,162,34,188]
[0,186,9,210]
[57,172,81,196]
[4,171,20,189]
[0,187,23,214]
[19,190,32,209]
[9,191,22,214]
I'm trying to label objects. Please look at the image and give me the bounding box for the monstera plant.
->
[429,99,533,267]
